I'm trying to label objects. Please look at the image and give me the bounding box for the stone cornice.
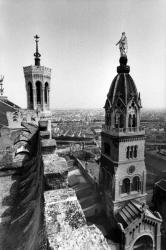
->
[23,65,51,77]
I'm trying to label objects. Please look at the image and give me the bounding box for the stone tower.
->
[100,55,147,216]
[23,35,51,111]
[99,38,162,250]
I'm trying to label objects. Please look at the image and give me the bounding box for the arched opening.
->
[121,178,130,194]
[115,113,123,128]
[126,146,130,159]
[133,114,137,127]
[130,146,133,158]
[134,145,137,158]
[28,82,33,107]
[133,235,153,250]
[105,110,111,126]
[132,176,141,192]
[128,114,132,127]
[36,81,41,104]
[45,82,48,104]
[119,114,124,128]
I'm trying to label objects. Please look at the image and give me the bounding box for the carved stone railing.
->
[23,65,51,76]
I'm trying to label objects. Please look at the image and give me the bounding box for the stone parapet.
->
[0,123,46,250]
[44,188,110,250]
[43,154,68,190]
[23,65,51,77]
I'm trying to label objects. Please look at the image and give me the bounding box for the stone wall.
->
[0,123,46,250]
[0,121,111,250]
[44,188,110,250]
[43,145,111,249]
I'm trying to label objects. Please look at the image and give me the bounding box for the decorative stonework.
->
[23,36,51,112]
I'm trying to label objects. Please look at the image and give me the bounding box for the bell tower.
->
[99,33,162,250]
[100,46,146,217]
[23,35,51,111]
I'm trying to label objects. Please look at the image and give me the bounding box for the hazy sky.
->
[0,0,166,109]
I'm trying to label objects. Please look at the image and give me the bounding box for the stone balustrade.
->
[102,124,145,136]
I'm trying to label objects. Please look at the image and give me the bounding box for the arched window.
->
[105,111,111,126]
[36,81,41,104]
[132,176,141,192]
[28,82,33,105]
[134,145,137,158]
[115,113,123,128]
[104,143,110,155]
[132,114,137,127]
[126,146,130,159]
[45,82,48,104]
[128,114,132,127]
[130,146,133,158]
[122,178,130,193]
[133,235,153,250]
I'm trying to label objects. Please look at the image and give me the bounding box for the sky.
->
[0,0,166,110]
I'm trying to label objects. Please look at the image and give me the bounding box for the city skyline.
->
[0,0,166,110]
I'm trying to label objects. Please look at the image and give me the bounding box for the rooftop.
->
[0,98,20,128]
[116,200,161,230]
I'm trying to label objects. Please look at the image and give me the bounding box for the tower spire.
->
[0,75,4,96]
[34,35,41,66]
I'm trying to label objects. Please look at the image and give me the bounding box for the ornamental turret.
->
[23,35,51,111]
[104,55,142,132]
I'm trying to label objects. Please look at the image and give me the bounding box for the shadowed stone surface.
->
[0,123,46,250]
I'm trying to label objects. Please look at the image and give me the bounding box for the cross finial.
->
[34,34,39,41]
[34,34,41,66]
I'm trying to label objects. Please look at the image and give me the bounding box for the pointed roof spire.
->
[0,75,4,96]
[34,35,41,66]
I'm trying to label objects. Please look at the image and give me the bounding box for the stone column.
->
[33,87,37,110]
[142,170,146,194]
[26,84,29,109]
[130,179,132,193]
[156,223,161,250]
[48,88,50,110]
[42,87,45,111]
[119,183,122,196]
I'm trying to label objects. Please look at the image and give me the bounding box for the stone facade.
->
[24,65,51,111]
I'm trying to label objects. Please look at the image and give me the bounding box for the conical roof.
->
[105,56,141,108]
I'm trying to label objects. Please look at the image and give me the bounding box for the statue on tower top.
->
[116,32,128,57]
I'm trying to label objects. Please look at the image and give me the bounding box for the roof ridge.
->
[0,98,19,111]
